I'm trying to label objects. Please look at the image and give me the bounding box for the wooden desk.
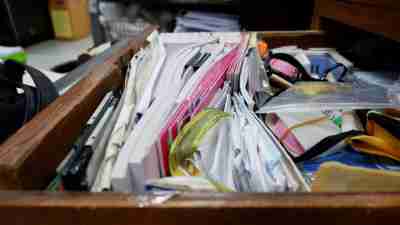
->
[313,0,400,41]
[1,4,400,224]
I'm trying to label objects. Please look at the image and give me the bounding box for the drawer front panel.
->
[1,191,400,225]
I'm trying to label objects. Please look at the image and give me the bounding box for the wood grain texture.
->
[314,0,400,41]
[1,191,400,225]
[0,27,156,190]
[258,31,329,49]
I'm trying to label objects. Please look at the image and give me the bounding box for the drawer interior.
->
[1,30,400,222]
[0,30,334,191]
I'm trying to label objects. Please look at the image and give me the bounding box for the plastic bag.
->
[169,108,231,176]
[257,82,400,113]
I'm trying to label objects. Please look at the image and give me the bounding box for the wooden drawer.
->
[336,0,400,9]
[313,0,400,41]
[1,30,400,225]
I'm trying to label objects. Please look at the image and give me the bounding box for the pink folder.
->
[158,45,240,175]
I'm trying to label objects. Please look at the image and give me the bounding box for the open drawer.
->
[1,29,400,225]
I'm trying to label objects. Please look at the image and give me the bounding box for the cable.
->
[323,63,348,82]
[279,111,353,141]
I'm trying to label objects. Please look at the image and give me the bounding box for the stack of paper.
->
[81,31,309,194]
[108,32,245,193]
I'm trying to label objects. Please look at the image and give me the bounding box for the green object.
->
[46,174,62,191]
[0,51,28,64]
[0,46,27,64]
[322,110,343,130]
[169,108,231,176]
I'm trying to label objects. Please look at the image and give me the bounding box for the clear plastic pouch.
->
[257,82,400,113]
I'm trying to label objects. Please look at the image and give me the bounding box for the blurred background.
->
[0,0,314,71]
